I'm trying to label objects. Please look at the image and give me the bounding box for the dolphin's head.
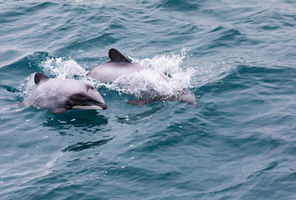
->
[65,83,107,111]
[178,89,197,106]
[32,73,107,113]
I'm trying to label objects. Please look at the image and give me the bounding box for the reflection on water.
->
[117,103,165,124]
[62,136,114,152]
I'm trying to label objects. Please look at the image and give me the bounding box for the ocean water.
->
[1,0,296,199]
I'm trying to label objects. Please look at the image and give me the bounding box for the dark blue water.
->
[1,1,296,199]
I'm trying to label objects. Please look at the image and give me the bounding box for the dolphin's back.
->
[88,62,145,83]
[88,48,146,82]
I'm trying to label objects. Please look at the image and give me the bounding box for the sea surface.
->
[1,0,296,199]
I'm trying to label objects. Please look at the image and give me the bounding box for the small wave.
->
[66,0,105,6]
[193,58,240,88]
[62,137,113,152]
[158,0,200,11]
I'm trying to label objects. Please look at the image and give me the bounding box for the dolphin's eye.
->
[86,85,95,91]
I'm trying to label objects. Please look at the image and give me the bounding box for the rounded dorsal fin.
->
[108,48,130,63]
[34,72,49,84]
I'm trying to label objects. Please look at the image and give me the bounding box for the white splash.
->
[18,73,36,99]
[41,57,88,80]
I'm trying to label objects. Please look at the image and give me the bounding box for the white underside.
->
[72,105,103,110]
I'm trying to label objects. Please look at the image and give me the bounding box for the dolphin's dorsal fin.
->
[34,72,49,85]
[109,48,130,63]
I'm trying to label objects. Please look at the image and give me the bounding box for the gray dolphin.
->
[24,73,107,114]
[87,48,197,106]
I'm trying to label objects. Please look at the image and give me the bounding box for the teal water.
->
[1,0,296,199]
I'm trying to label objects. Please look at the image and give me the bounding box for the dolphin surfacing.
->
[87,48,197,106]
[87,49,145,83]
[24,73,107,114]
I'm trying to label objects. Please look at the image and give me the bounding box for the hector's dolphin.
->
[87,48,197,106]
[24,73,107,113]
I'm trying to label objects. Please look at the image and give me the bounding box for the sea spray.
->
[41,57,88,80]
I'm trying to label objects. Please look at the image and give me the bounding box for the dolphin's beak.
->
[72,103,107,110]
[96,102,107,110]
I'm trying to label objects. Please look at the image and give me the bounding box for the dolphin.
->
[87,48,197,106]
[24,72,107,114]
